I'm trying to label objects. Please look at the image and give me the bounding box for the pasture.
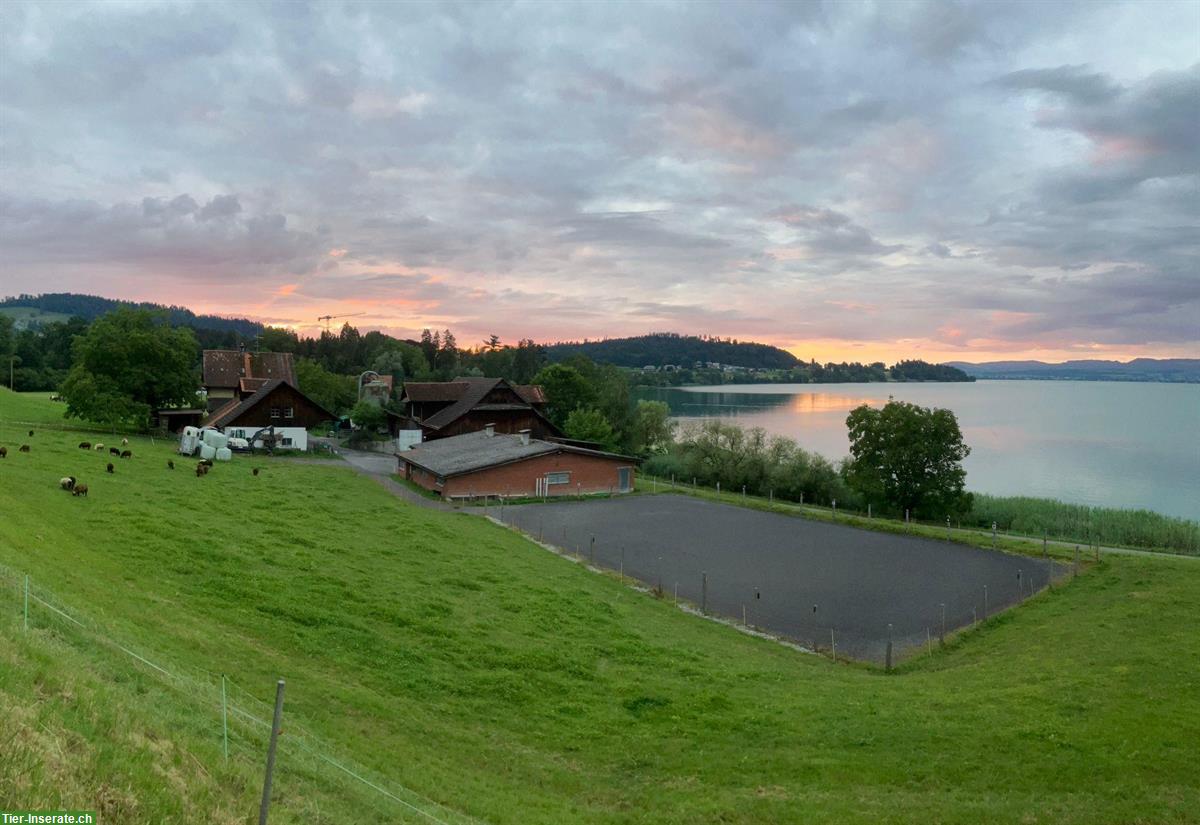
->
[1,388,1198,823]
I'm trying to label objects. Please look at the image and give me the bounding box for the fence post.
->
[867,503,871,519]
[832,499,837,520]
[800,492,803,507]
[992,522,997,549]
[742,485,746,499]
[1043,532,1047,557]
[886,623,893,671]
[701,571,708,614]
[673,582,678,605]
[716,481,720,496]
[24,574,29,632]
[1074,545,1080,577]
[983,585,989,619]
[830,628,836,662]
[589,535,595,565]
[258,679,286,825]
[769,489,773,504]
[940,603,946,646]
[1017,569,1022,597]
[221,675,229,762]
[946,517,951,540]
[905,509,910,530]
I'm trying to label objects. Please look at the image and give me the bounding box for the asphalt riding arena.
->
[500,494,1063,663]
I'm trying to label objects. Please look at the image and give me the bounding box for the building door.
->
[618,467,632,493]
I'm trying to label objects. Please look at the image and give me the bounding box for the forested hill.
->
[546,333,800,369]
[0,293,263,336]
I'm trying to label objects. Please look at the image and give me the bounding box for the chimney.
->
[484,423,495,437]
[518,429,531,446]
[242,351,252,379]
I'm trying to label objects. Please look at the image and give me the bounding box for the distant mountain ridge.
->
[947,358,1200,383]
[0,292,264,337]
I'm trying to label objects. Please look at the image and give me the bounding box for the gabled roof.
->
[399,429,635,478]
[205,379,335,429]
[202,350,297,389]
[403,381,470,403]
[403,379,546,406]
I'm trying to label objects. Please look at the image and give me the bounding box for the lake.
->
[637,380,1200,522]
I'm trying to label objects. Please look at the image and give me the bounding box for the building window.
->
[284,407,294,419]
[546,471,570,485]
[281,437,293,446]
[270,406,281,419]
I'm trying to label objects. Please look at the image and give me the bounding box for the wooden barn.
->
[202,346,298,412]
[401,377,560,441]
[206,379,335,451]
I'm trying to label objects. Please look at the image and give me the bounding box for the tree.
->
[349,399,387,438]
[295,357,357,415]
[60,308,198,427]
[564,407,618,450]
[532,363,595,427]
[629,400,675,455]
[844,399,972,518]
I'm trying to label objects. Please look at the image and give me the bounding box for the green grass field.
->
[2,388,1198,823]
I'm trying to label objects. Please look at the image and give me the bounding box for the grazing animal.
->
[72,483,88,497]
[121,437,129,446]
[59,476,77,491]
[79,441,91,450]
[94,443,104,451]
[120,450,132,459]
[109,447,120,456]
[196,464,209,477]
[252,467,260,476]
[19,445,30,453]
[199,458,214,467]
[28,430,34,437]
[106,463,114,474]
[167,459,175,470]
[0,446,7,458]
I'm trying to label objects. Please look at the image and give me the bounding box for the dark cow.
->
[19,445,30,453]
[106,463,114,474]
[167,459,175,470]
[120,450,132,459]
[109,447,121,456]
[78,442,91,449]
[72,483,88,497]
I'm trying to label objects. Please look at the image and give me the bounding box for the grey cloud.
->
[994,64,1122,104]
[0,193,323,277]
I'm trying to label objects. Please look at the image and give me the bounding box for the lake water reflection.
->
[637,380,1200,521]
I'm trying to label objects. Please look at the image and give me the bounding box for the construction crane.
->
[317,312,365,331]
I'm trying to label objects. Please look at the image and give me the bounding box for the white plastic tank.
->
[179,426,200,456]
[199,444,217,460]
[215,447,232,462]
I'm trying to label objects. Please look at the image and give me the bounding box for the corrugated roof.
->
[399,429,636,478]
[203,350,297,389]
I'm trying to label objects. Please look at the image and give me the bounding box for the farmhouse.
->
[398,426,636,499]
[202,346,298,412]
[402,377,560,441]
[206,378,334,451]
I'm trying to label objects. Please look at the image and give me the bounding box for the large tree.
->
[60,308,198,426]
[532,363,596,427]
[844,399,972,518]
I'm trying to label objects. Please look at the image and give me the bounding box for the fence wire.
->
[0,561,484,825]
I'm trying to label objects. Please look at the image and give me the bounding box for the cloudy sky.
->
[1,0,1196,361]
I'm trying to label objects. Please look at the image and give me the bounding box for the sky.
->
[1,0,1197,363]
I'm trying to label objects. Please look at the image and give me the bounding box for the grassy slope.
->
[1,388,1198,824]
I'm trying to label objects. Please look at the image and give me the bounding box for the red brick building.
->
[398,426,636,499]
[402,377,560,441]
